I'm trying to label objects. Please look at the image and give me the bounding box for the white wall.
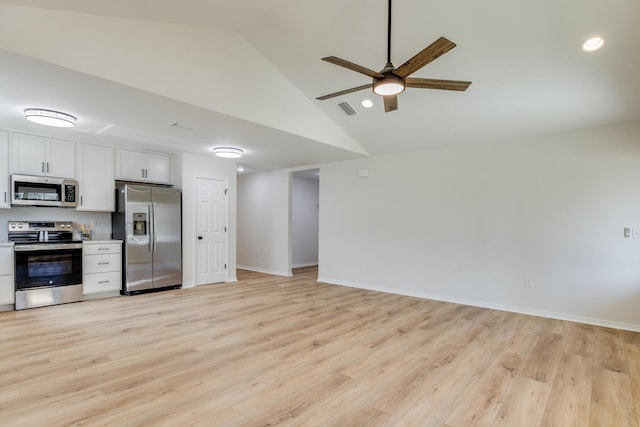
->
[175,153,237,286]
[291,175,319,267]
[318,121,640,331]
[237,170,291,276]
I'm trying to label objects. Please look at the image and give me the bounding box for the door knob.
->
[197,236,203,240]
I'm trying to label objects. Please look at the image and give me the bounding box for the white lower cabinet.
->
[83,241,122,297]
[0,243,14,306]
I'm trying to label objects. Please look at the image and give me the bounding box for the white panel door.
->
[196,178,226,285]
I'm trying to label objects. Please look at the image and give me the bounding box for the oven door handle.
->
[14,243,83,251]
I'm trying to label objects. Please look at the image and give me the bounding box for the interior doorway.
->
[290,169,319,276]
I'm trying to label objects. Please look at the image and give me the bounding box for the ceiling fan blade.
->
[384,95,398,113]
[394,37,457,78]
[405,77,471,91]
[322,56,384,79]
[316,84,373,101]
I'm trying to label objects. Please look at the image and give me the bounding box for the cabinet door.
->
[0,275,13,305]
[0,247,12,275]
[145,153,171,184]
[77,144,114,211]
[117,149,146,181]
[0,248,13,305]
[12,133,47,175]
[0,131,9,208]
[47,138,75,178]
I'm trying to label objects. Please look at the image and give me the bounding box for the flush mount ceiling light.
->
[24,108,76,128]
[581,36,605,52]
[213,146,243,158]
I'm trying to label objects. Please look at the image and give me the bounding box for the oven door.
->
[14,246,83,290]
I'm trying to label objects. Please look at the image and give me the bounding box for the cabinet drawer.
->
[84,253,121,274]
[83,271,121,294]
[0,275,13,305]
[84,243,121,255]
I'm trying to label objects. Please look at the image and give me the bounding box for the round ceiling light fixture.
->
[581,36,605,52]
[24,108,76,128]
[373,73,405,96]
[361,99,374,108]
[213,146,244,158]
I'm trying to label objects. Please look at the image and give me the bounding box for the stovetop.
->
[8,221,78,244]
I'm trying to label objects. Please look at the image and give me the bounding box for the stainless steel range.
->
[8,221,83,310]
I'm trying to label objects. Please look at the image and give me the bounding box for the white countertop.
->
[83,240,122,244]
[0,242,15,248]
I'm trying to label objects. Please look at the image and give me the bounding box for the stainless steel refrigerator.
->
[112,184,182,295]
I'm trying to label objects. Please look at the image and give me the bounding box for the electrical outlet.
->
[624,227,633,238]
[524,277,534,289]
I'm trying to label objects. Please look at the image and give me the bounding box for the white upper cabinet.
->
[12,133,75,178]
[0,131,9,209]
[116,149,171,184]
[76,143,115,212]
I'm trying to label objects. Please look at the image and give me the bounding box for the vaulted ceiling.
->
[0,0,638,172]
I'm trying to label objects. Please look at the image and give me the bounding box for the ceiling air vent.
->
[338,102,357,116]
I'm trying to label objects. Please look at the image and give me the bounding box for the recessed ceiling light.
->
[213,146,243,158]
[581,37,605,52]
[24,108,76,128]
[237,166,245,172]
[361,99,374,108]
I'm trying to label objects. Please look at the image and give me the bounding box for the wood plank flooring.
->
[0,267,638,426]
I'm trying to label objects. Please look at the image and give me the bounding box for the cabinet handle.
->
[46,162,50,173]
[3,192,5,203]
[41,162,45,173]
[97,261,110,265]
[80,196,83,206]
[141,169,145,178]
[98,280,110,284]
[97,247,110,251]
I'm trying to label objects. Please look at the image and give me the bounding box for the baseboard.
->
[181,281,195,289]
[0,303,14,312]
[317,276,640,333]
[83,291,120,301]
[227,276,238,283]
[292,262,318,268]
[237,265,293,277]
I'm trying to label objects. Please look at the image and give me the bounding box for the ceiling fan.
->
[316,0,471,113]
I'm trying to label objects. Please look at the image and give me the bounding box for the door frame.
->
[194,175,229,285]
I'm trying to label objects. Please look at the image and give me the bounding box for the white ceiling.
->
[0,0,638,172]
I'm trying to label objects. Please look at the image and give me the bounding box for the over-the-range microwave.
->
[11,174,78,208]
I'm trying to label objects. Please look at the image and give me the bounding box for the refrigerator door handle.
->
[152,202,158,252]
[149,203,154,252]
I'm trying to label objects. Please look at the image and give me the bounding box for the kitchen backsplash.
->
[0,208,111,241]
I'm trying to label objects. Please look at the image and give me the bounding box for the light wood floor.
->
[1,267,639,426]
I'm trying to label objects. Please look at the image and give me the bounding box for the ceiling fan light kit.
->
[373,72,405,96]
[317,0,471,112]
[24,108,76,128]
